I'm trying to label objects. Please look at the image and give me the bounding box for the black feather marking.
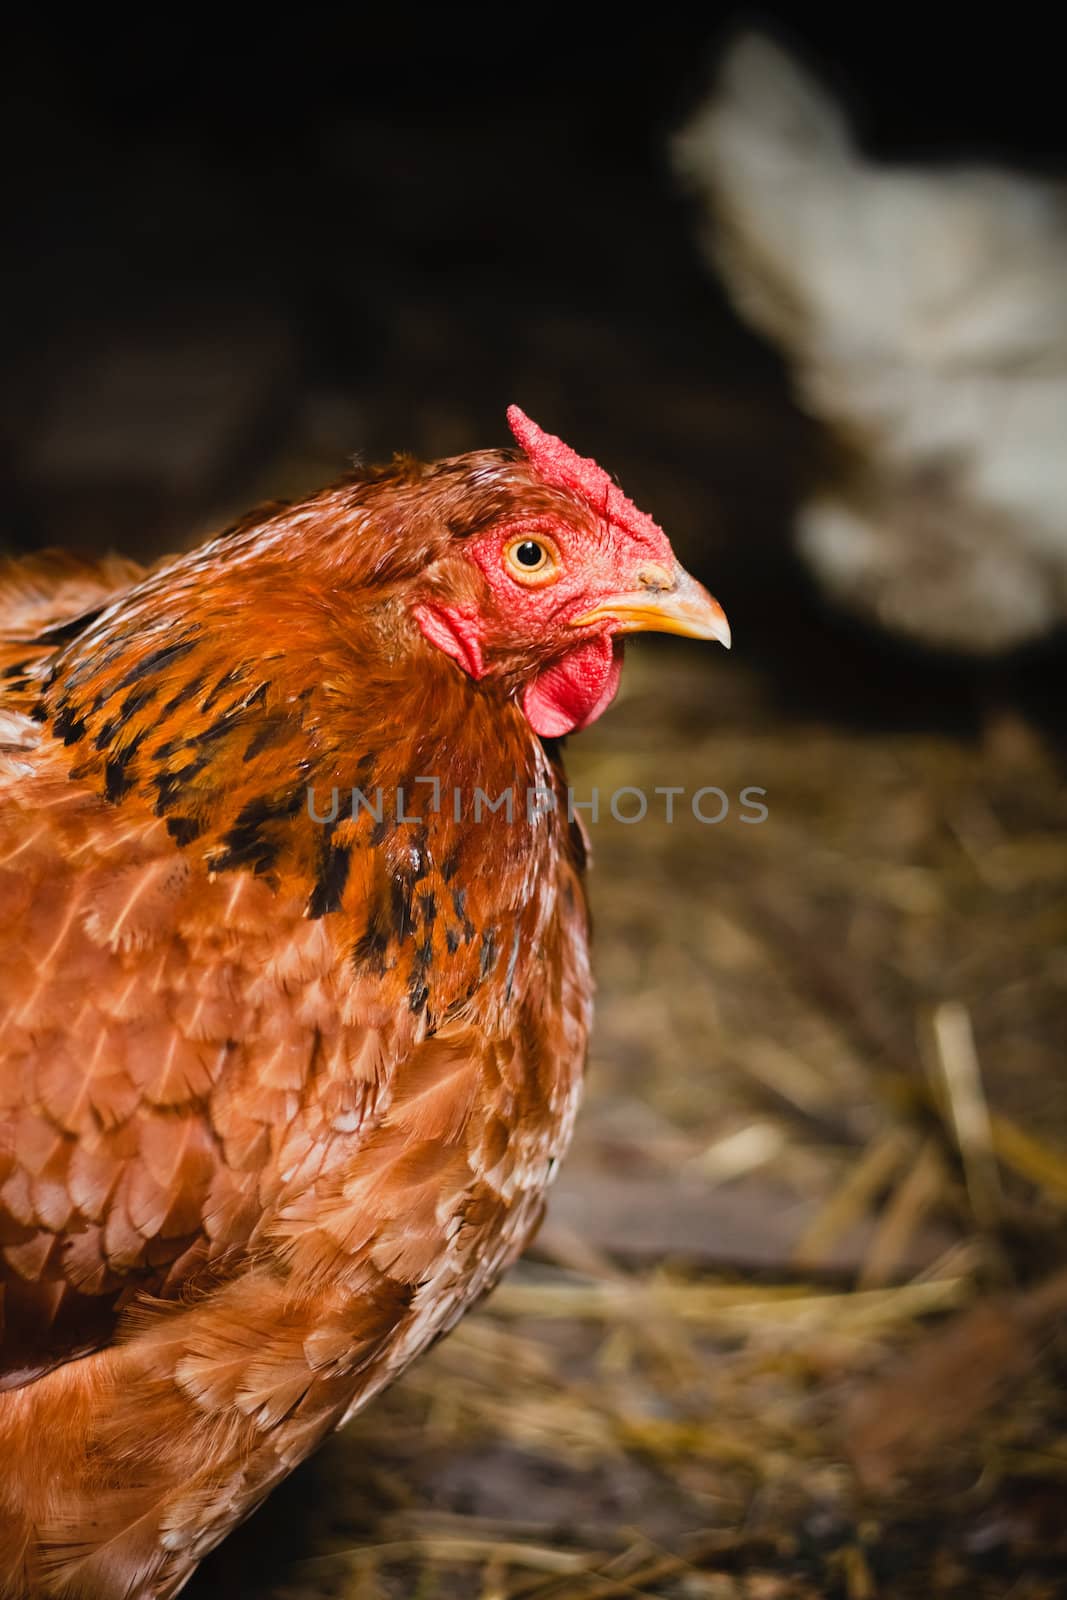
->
[193,685,269,749]
[390,874,415,941]
[307,841,351,919]
[104,737,145,803]
[353,928,389,975]
[53,703,88,745]
[381,834,428,943]
[355,855,408,971]
[243,713,296,763]
[61,640,127,695]
[210,787,306,875]
[450,885,477,945]
[408,931,434,1014]
[479,928,498,980]
[166,815,203,846]
[445,927,461,955]
[2,660,30,679]
[418,891,436,927]
[30,604,110,648]
[236,788,307,827]
[198,708,248,745]
[152,754,211,814]
[112,635,199,693]
[160,674,206,718]
[118,685,159,725]
[200,668,243,714]
[211,830,279,876]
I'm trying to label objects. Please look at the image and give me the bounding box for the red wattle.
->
[522,635,624,737]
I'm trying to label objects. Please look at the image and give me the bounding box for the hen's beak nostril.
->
[570,567,730,648]
[636,563,676,594]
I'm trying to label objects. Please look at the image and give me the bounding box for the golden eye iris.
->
[504,535,559,586]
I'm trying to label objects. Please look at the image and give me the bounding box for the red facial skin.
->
[414,411,683,738]
[415,515,644,738]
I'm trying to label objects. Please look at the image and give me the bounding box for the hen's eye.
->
[504,534,560,586]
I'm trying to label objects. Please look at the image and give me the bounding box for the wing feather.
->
[0,758,392,1386]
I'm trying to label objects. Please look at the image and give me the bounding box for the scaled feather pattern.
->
[0,411,727,1598]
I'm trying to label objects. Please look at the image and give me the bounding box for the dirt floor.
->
[4,29,1067,1596]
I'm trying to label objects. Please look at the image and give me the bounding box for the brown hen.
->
[0,409,728,1599]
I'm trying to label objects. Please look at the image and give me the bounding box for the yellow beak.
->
[570,568,731,649]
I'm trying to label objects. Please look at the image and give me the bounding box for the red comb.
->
[506,405,671,558]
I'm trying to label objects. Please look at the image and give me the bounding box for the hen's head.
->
[29,411,728,793]
[410,408,729,737]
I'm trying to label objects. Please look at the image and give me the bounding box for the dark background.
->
[4,10,1065,726]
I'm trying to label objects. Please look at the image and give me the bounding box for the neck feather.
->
[34,562,575,1030]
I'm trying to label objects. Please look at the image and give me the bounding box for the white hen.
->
[673,33,1067,653]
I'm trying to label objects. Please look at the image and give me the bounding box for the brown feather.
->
[0,450,593,1597]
